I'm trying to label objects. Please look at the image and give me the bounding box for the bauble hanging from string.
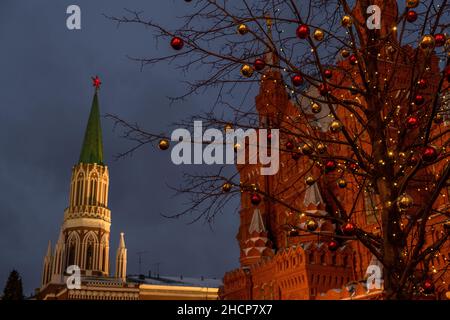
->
[337,179,347,188]
[241,64,254,78]
[305,176,315,186]
[417,78,427,89]
[324,159,337,172]
[301,143,313,156]
[292,74,304,87]
[324,69,333,79]
[330,120,342,133]
[414,94,425,105]
[237,23,249,35]
[420,35,435,49]
[285,140,295,150]
[327,239,339,251]
[296,24,310,39]
[250,193,262,206]
[349,54,358,65]
[422,145,438,162]
[341,15,353,28]
[222,182,232,193]
[397,193,413,211]
[254,58,266,71]
[170,36,184,50]
[311,103,322,114]
[341,49,350,58]
[316,143,326,154]
[406,10,418,23]
[313,29,324,41]
[306,219,318,232]
[422,279,434,295]
[434,33,446,47]
[406,0,420,8]
[406,116,419,129]
[342,222,356,236]
[158,139,170,150]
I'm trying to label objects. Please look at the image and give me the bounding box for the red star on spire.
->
[92,76,101,90]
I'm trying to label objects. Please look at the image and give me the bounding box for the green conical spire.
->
[79,90,104,165]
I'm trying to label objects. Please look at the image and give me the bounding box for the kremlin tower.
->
[40,78,127,291]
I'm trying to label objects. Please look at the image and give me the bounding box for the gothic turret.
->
[115,232,127,281]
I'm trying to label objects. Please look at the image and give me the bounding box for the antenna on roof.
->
[136,251,148,275]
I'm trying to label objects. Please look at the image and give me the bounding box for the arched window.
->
[67,239,76,267]
[84,232,97,270]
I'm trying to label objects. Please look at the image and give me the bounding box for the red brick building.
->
[221,1,449,300]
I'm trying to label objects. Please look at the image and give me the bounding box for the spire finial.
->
[92,75,101,90]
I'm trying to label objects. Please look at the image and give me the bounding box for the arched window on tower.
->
[67,238,76,268]
[86,242,94,270]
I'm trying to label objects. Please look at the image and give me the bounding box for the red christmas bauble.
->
[292,152,301,161]
[328,239,339,251]
[319,84,329,96]
[434,33,446,47]
[414,94,425,105]
[349,162,359,172]
[417,78,427,89]
[250,193,262,206]
[342,222,356,236]
[292,74,304,87]
[406,116,419,129]
[254,58,266,71]
[325,159,337,172]
[170,37,184,50]
[406,10,418,23]
[423,279,434,294]
[349,54,358,65]
[267,132,272,141]
[324,69,333,79]
[422,146,438,162]
[285,141,294,150]
[296,24,310,39]
[408,155,418,166]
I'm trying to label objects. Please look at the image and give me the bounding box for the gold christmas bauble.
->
[397,194,413,210]
[158,139,170,150]
[306,219,318,232]
[337,179,347,188]
[316,143,326,154]
[237,23,249,35]
[301,143,313,155]
[330,120,342,133]
[406,0,419,8]
[341,49,350,58]
[241,64,254,78]
[305,176,315,186]
[313,29,324,41]
[387,150,395,158]
[224,123,233,131]
[399,152,407,158]
[341,15,353,28]
[234,142,241,152]
[311,103,322,114]
[222,182,232,193]
[420,35,435,49]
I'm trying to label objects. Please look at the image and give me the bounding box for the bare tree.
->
[106,0,450,299]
